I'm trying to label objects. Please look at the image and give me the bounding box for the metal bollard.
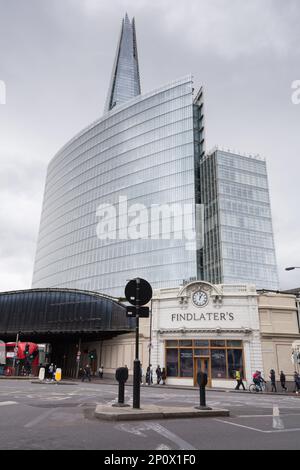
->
[113,367,130,407]
[195,371,212,410]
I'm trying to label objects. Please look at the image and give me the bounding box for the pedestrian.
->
[98,365,104,379]
[235,369,246,390]
[52,365,57,381]
[270,369,277,392]
[82,364,92,382]
[280,371,288,391]
[149,364,153,384]
[156,365,162,384]
[161,367,166,385]
[294,371,300,394]
[48,363,54,381]
[140,363,144,384]
[146,366,151,386]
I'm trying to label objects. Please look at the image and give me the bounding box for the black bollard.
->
[113,367,130,408]
[195,371,212,410]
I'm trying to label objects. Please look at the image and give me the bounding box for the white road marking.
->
[156,444,172,450]
[24,408,56,428]
[0,401,18,406]
[273,405,284,430]
[214,419,300,434]
[116,422,195,450]
[214,419,265,433]
[150,423,196,450]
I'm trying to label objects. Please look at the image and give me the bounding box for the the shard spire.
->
[104,14,141,113]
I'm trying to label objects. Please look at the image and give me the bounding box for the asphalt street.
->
[0,380,300,450]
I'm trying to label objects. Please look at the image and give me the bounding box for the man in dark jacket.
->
[82,364,92,382]
[270,369,277,392]
[156,365,162,385]
[280,371,287,391]
[294,371,300,394]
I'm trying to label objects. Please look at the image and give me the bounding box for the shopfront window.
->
[227,349,244,379]
[211,349,226,378]
[166,349,178,377]
[194,340,209,347]
[211,340,225,347]
[194,349,209,356]
[179,349,193,377]
[165,339,244,380]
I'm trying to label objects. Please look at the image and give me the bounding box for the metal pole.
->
[76,337,81,379]
[12,331,19,375]
[133,278,141,409]
[148,299,152,370]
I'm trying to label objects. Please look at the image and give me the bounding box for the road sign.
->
[126,306,149,318]
[125,278,152,306]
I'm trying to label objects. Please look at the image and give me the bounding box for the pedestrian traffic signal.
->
[89,350,96,360]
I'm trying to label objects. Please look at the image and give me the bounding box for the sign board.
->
[126,306,149,318]
[0,341,5,365]
[125,278,152,306]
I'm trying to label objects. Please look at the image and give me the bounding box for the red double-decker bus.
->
[5,342,40,376]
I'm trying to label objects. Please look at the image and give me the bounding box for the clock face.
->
[192,290,209,307]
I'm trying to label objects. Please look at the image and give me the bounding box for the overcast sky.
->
[0,0,299,292]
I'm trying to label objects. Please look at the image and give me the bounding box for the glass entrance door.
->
[194,357,211,387]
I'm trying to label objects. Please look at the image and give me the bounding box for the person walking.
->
[146,366,151,386]
[98,365,104,379]
[270,369,277,392]
[156,365,162,385]
[294,371,300,394]
[161,367,166,385]
[235,369,246,390]
[280,371,288,391]
[149,364,153,384]
[48,363,54,381]
[140,363,144,384]
[82,364,92,382]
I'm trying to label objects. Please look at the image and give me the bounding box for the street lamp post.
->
[285,267,300,271]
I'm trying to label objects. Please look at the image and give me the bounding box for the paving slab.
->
[94,404,229,421]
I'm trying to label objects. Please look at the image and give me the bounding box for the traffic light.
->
[89,350,96,360]
[25,343,30,356]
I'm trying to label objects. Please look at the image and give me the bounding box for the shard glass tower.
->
[105,14,141,112]
[32,15,204,296]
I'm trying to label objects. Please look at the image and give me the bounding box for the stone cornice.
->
[154,327,254,335]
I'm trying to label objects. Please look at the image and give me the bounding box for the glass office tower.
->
[200,149,279,290]
[32,75,204,296]
[32,14,278,296]
[104,14,141,112]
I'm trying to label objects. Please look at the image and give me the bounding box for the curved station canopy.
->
[0,288,134,341]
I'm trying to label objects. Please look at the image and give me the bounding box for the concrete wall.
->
[258,292,300,380]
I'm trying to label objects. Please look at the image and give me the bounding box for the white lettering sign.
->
[171,312,234,322]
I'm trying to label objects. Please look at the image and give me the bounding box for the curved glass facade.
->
[32,77,199,296]
[0,288,131,335]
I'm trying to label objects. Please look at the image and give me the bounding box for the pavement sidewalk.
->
[73,376,300,397]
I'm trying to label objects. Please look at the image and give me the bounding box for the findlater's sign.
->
[171,312,234,322]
